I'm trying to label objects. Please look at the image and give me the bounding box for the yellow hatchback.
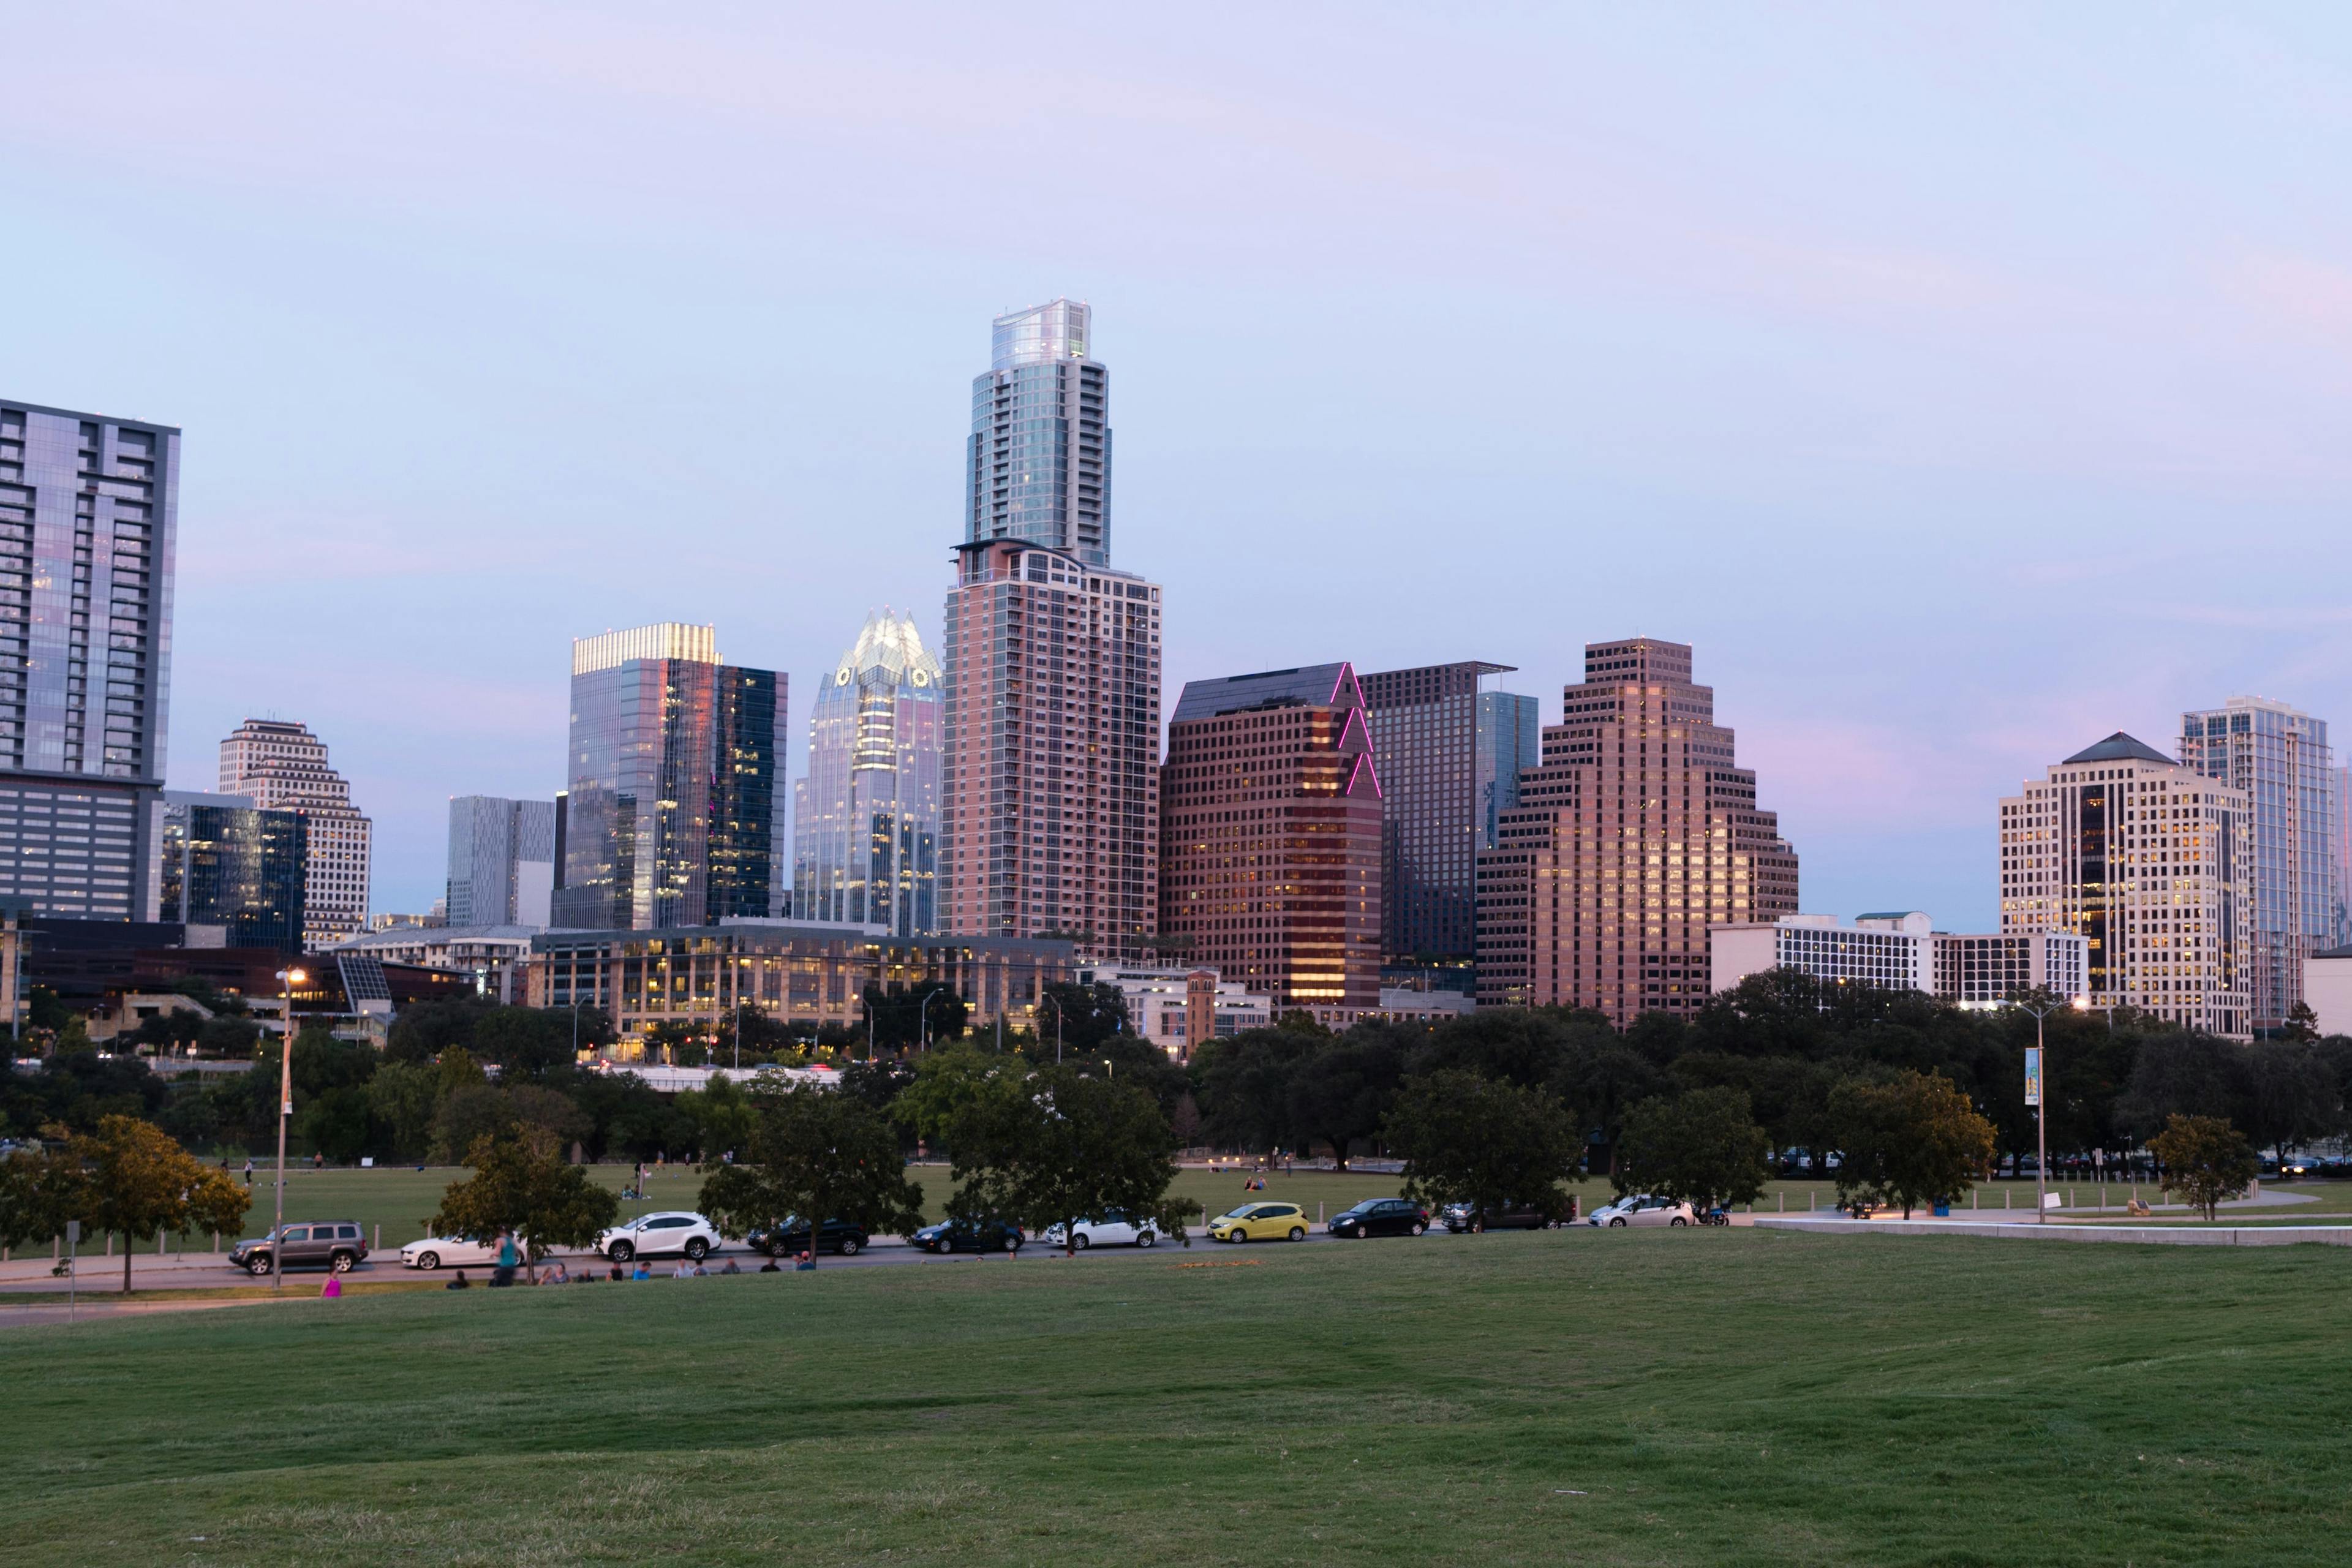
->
[1210,1202,1311,1243]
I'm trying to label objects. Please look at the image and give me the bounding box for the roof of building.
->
[1855,911,1928,922]
[330,924,542,950]
[1172,663,1352,724]
[2315,946,2352,960]
[2062,732,2176,766]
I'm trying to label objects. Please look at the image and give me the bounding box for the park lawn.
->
[9,1229,2352,1566]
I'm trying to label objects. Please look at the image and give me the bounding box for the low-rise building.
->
[2308,946,2352,1037]
[1071,960,1273,1057]
[328,923,539,1002]
[1709,911,2087,1008]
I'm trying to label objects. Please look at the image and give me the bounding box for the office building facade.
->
[1477,638,1800,1021]
[219,718,371,947]
[793,609,942,937]
[446,795,556,928]
[553,623,786,931]
[943,303,1161,956]
[159,791,306,949]
[1999,732,2252,1038]
[2179,697,2339,1031]
[1708,910,2087,1007]
[0,401,178,920]
[1360,661,1536,973]
[1159,663,1384,1024]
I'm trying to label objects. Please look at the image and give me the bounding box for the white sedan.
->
[1036,1211,1163,1250]
[595,1211,724,1263]
[399,1234,524,1270]
[1587,1194,1697,1227]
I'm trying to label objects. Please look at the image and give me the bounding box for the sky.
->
[7,3,2350,927]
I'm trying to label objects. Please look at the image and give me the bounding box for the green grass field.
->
[10,1227,2351,1565]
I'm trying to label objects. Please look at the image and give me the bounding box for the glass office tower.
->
[967,299,1110,566]
[0,401,178,921]
[793,609,942,936]
[552,624,786,930]
[447,796,557,927]
[159,791,306,949]
[2180,696,2339,1031]
[1360,661,1537,974]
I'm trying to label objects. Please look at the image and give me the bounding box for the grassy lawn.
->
[10,1229,2352,1565]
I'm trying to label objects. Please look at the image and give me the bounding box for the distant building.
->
[0,401,179,921]
[2332,763,2351,946]
[1369,986,1479,1025]
[218,718,372,948]
[330,922,538,1003]
[2000,732,2252,1038]
[552,623,786,930]
[793,610,941,937]
[1071,960,1275,1057]
[2177,698,2339,1032]
[158,791,307,951]
[1708,911,2087,1007]
[1359,661,1537,975]
[1158,663,1384,1027]
[2307,946,2352,1036]
[446,795,556,928]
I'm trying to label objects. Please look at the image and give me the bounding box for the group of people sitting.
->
[445,1253,797,1289]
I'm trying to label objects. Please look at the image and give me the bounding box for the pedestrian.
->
[492,1231,518,1287]
[446,1270,470,1290]
[243,1158,254,1188]
[320,1274,343,1300]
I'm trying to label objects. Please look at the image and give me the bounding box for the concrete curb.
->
[1755,1217,2352,1247]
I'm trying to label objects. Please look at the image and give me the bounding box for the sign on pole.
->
[2024,1047,2042,1107]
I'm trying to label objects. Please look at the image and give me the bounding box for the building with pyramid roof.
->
[793,609,943,937]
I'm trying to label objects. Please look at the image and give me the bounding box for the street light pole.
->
[271,965,308,1291]
[2010,991,2067,1226]
[917,986,947,1053]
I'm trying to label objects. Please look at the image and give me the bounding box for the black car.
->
[227,1221,370,1276]
[1327,1198,1429,1238]
[745,1217,870,1257]
[913,1218,1023,1254]
[1443,1203,1557,1233]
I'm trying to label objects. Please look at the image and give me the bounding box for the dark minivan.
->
[1327,1199,1429,1238]
[228,1222,369,1276]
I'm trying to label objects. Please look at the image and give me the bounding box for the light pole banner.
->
[2024,1047,2042,1107]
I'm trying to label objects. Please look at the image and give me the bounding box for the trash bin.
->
[1931,1203,1950,1217]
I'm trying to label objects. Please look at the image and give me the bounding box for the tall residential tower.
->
[219,718,372,946]
[793,609,943,937]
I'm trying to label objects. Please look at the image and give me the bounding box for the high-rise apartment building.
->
[942,303,1161,956]
[218,718,371,948]
[1476,638,1800,1020]
[1159,664,1385,1025]
[793,609,943,937]
[159,791,306,949]
[2179,697,2339,1031]
[2000,733,2252,1038]
[0,401,177,921]
[1360,662,1537,971]
[551,623,786,931]
[446,795,556,928]
[2332,762,2351,946]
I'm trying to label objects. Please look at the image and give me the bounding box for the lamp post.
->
[2010,991,2067,1224]
[916,986,948,1053]
[271,965,309,1290]
[1040,992,1065,1065]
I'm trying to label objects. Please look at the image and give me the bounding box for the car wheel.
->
[1073,1233,1091,1251]
[1138,1231,1156,1248]
[1670,1216,1689,1227]
[608,1240,635,1263]
[684,1237,709,1261]
[332,1251,357,1273]
[1230,1229,1247,1244]
[1608,1218,1627,1227]
[1288,1226,1305,1242]
[1003,1235,1020,1253]
[839,1237,862,1257]
[415,1251,440,1272]
[247,1256,272,1277]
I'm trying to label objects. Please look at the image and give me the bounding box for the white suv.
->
[596,1212,723,1263]
[1588,1194,1696,1228]
[1037,1211,1162,1250]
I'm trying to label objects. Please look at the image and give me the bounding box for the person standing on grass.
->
[320,1275,342,1300]
[243,1158,254,1187]
[493,1231,518,1287]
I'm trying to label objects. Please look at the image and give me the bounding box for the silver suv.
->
[228,1221,370,1276]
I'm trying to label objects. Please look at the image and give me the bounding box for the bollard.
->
[2005,1188,2011,1210]
[374,1224,380,1253]
[214,1231,221,1253]
[1778,1193,1784,1212]
[106,1232,113,1257]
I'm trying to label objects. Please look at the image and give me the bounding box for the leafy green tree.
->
[58,1116,250,1292]
[2282,1001,2321,1045]
[1030,982,1130,1058]
[428,1126,620,1281]
[367,1061,439,1160]
[383,995,495,1066]
[675,1073,758,1160]
[1831,1071,1997,1219]
[941,1063,1189,1253]
[293,1087,374,1164]
[197,1017,262,1058]
[0,1139,85,1253]
[893,1045,1021,1152]
[2149,1112,2258,1221]
[1613,1086,1773,1213]
[430,1083,511,1164]
[2240,1041,2336,1166]
[1548,1035,1666,1175]
[697,1082,925,1265]
[1191,1028,1327,1157]
[1383,1069,1579,1221]
[435,1046,488,1098]
[474,1005,609,1079]
[1284,1036,1403,1169]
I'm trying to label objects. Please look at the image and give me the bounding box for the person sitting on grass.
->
[758,1257,780,1273]
[631,1261,650,1281]
[719,1257,741,1275]
[546,1260,569,1285]
[446,1270,469,1291]
[673,1260,694,1278]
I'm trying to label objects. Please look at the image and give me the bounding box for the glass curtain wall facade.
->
[793,609,943,936]
[160,791,306,949]
[447,796,556,927]
[2179,698,2338,1031]
[967,300,1110,566]
[0,401,177,920]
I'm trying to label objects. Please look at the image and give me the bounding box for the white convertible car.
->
[399,1234,525,1270]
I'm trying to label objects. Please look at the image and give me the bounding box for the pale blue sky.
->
[7,4,2349,924]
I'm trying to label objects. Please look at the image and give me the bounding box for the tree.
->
[2149,1112,2258,1222]
[367,1061,439,1160]
[430,1084,511,1164]
[473,1006,587,1079]
[1284,1036,1402,1169]
[1191,1028,1327,1157]
[0,1140,84,1253]
[383,995,495,1066]
[1031,982,1131,1059]
[1613,1086,1773,1213]
[2282,1002,2321,1045]
[893,1045,1021,1152]
[1831,1071,1996,1219]
[1383,1069,1579,1221]
[674,1073,758,1161]
[2240,1041,2336,1165]
[428,1126,620,1281]
[941,1063,1189,1254]
[696,1082,925,1265]
[47,1117,251,1292]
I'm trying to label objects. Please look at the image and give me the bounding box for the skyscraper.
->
[446,795,557,927]
[552,623,786,930]
[2179,697,2339,1031]
[1159,663,1384,1024]
[217,718,371,948]
[2332,762,2351,947]
[943,303,1162,955]
[1476,638,1800,1020]
[2000,733,2252,1038]
[0,401,177,921]
[793,609,943,936]
[159,790,306,949]
[1360,662,1537,974]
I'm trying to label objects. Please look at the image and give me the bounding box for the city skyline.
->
[7,9,2351,929]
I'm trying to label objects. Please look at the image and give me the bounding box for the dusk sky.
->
[9,4,2350,924]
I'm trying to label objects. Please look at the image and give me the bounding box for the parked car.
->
[745,1217,869,1257]
[1586,1195,1696,1227]
[228,1221,369,1276]
[913,1218,1023,1254]
[1209,1202,1309,1243]
[594,1212,723,1263]
[1330,1199,1429,1238]
[1441,1202,1555,1233]
[1037,1211,1161,1250]
[399,1233,527,1270]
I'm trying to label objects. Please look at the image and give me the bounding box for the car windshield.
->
[1219,1207,1254,1219]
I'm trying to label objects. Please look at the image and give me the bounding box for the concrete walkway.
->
[1757,1213,2352,1246]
